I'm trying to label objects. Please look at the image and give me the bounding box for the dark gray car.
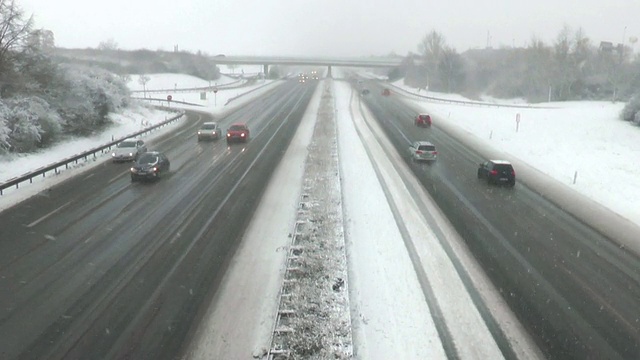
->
[130,151,170,182]
[477,160,516,187]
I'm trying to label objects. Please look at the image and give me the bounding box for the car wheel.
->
[477,170,483,179]
[131,176,136,182]
[487,177,493,185]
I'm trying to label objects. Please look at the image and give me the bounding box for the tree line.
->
[396,27,640,105]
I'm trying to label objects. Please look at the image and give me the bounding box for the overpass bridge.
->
[210,55,403,77]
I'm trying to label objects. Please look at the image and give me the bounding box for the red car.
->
[226,123,250,143]
[415,114,432,127]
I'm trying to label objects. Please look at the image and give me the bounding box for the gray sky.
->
[20,0,640,57]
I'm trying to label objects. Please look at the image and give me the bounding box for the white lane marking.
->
[27,201,73,228]
[84,173,95,180]
[108,171,128,184]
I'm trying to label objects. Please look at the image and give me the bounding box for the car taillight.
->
[490,170,498,175]
[432,151,438,155]
[415,150,423,154]
[511,170,516,176]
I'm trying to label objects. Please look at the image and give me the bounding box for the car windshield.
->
[117,140,136,148]
[229,125,245,131]
[201,124,217,130]
[137,154,158,164]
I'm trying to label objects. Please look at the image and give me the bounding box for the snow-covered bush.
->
[0,64,130,153]
[620,94,640,123]
[3,96,63,152]
[12,96,62,146]
[0,102,11,153]
[56,65,130,135]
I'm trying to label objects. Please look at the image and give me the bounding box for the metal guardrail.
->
[133,97,204,107]
[0,110,185,195]
[129,76,256,94]
[388,83,552,109]
[224,80,279,105]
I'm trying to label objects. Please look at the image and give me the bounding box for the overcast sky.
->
[20,0,640,57]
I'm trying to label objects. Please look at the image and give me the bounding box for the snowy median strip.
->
[267,81,353,359]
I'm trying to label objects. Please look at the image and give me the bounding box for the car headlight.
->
[130,167,137,173]
[129,152,133,157]
[112,152,116,157]
[198,131,202,135]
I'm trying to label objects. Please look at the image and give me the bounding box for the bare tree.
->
[0,0,33,72]
[138,74,150,98]
[418,30,446,89]
[438,47,465,92]
[98,38,118,51]
[553,25,575,100]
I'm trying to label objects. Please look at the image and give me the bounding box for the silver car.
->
[112,138,147,162]
[408,141,438,163]
[197,122,221,141]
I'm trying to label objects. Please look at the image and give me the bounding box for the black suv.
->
[477,160,516,187]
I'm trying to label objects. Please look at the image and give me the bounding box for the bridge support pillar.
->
[327,65,332,78]
[263,64,269,77]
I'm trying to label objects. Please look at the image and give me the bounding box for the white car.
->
[112,138,147,162]
[408,141,438,163]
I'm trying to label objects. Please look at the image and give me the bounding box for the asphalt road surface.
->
[361,81,640,360]
[0,80,317,359]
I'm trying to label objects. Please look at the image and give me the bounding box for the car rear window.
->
[494,164,513,171]
[418,145,436,151]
